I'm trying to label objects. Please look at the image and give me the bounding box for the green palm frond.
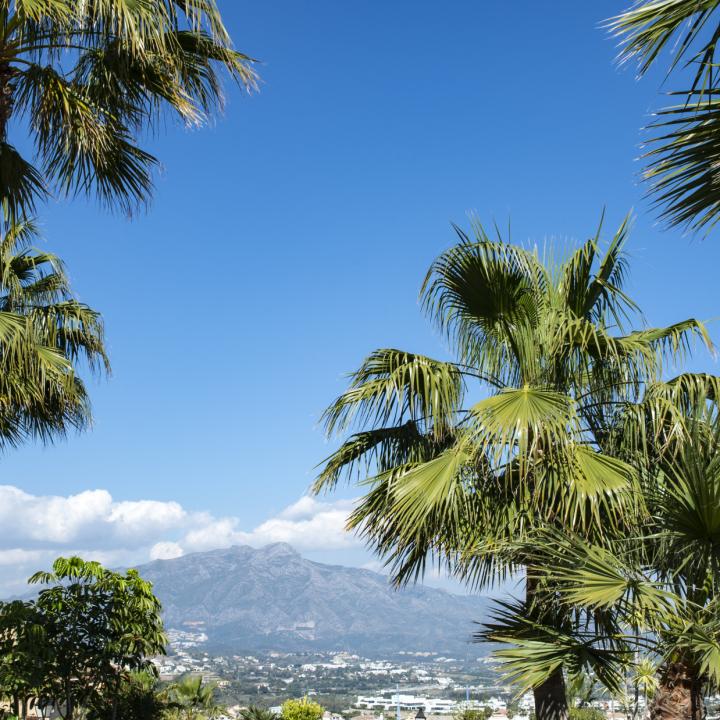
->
[560,212,636,328]
[557,447,638,532]
[0,143,48,221]
[610,1,720,232]
[321,349,466,438]
[641,94,720,232]
[369,438,476,545]
[609,0,720,88]
[15,63,157,212]
[0,0,257,216]
[544,534,672,623]
[469,385,577,467]
[633,657,660,698]
[674,621,720,688]
[314,421,431,492]
[480,598,628,695]
[0,216,108,448]
[421,230,546,375]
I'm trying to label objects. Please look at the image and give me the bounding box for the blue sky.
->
[1,0,719,592]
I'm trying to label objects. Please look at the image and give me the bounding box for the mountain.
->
[133,543,491,656]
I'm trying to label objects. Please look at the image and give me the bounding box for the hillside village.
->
[151,630,671,720]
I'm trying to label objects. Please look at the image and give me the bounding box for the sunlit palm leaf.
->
[321,349,465,438]
[610,0,720,95]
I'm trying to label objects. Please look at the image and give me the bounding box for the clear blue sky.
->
[2,1,719,583]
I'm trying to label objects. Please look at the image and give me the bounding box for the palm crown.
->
[0,0,256,218]
[314,215,711,719]
[315,216,709,584]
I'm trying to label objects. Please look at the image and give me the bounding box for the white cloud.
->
[150,542,184,561]
[0,549,47,566]
[109,500,187,539]
[0,485,362,595]
[240,496,358,551]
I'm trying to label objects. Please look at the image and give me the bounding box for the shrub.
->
[281,698,324,720]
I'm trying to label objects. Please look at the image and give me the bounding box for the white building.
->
[355,695,456,715]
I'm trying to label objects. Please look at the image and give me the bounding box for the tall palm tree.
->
[0,0,256,219]
[536,378,720,720]
[610,0,720,233]
[314,215,711,720]
[0,216,107,447]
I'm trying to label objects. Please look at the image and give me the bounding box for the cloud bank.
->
[0,486,360,595]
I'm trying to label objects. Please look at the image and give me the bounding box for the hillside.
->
[134,543,491,656]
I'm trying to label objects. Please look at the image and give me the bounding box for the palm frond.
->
[0,142,48,221]
[640,94,720,232]
[560,213,637,328]
[314,421,430,492]
[480,598,628,695]
[420,230,546,376]
[609,0,720,89]
[468,385,577,472]
[321,349,465,438]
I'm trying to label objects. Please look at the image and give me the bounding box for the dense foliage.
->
[281,697,325,720]
[0,557,166,720]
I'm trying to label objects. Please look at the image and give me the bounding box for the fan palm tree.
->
[240,707,278,720]
[313,214,711,720]
[610,0,720,233]
[0,0,256,219]
[169,676,222,720]
[0,215,107,448]
[531,378,720,720]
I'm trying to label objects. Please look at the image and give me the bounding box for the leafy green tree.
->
[0,600,48,720]
[168,676,223,720]
[30,556,167,720]
[0,0,256,219]
[454,710,488,720]
[281,698,324,720]
[0,216,107,448]
[610,1,720,233]
[314,216,710,720]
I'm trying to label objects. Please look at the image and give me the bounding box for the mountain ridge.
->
[133,543,491,656]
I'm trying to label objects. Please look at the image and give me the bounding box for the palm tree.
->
[539,379,720,720]
[169,676,223,720]
[240,707,277,720]
[0,0,256,219]
[0,216,107,447]
[314,215,710,720]
[610,1,720,233]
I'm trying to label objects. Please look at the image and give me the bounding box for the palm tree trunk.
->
[534,671,569,720]
[526,572,569,720]
[650,662,704,720]
[0,60,14,140]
